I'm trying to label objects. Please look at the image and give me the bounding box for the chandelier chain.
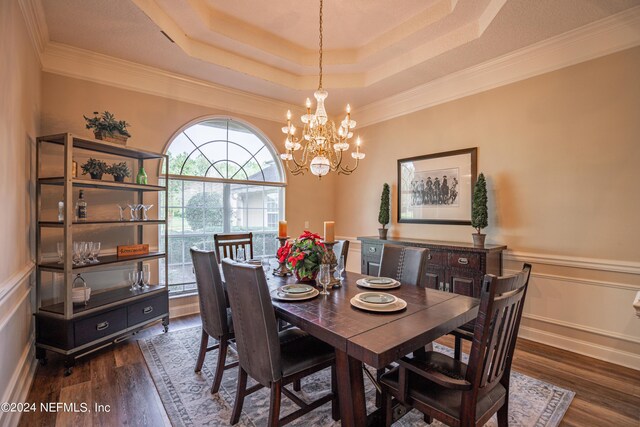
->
[318,0,323,90]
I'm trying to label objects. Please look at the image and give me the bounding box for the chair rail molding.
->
[18,0,640,127]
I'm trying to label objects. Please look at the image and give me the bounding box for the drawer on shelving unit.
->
[448,252,481,270]
[127,293,168,327]
[74,307,127,346]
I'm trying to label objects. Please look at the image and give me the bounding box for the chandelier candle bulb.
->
[324,221,335,243]
[278,221,288,238]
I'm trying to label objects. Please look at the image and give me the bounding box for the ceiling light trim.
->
[357,5,640,127]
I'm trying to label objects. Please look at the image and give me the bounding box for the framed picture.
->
[397,147,477,225]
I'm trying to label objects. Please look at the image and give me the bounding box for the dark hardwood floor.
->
[19,314,640,426]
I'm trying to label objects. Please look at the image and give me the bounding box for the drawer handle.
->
[143,306,154,315]
[368,247,377,253]
[96,321,109,331]
[458,257,469,265]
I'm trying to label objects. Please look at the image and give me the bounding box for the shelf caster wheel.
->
[163,325,169,333]
[64,367,73,377]
[162,317,169,333]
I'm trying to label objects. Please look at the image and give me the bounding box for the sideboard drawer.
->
[75,308,127,346]
[362,242,383,258]
[448,252,481,270]
[425,249,447,265]
[128,293,168,327]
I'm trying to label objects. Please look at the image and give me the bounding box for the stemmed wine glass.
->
[127,203,138,221]
[83,242,93,265]
[128,270,140,291]
[318,264,331,295]
[336,255,345,282]
[73,242,84,266]
[90,242,101,263]
[56,242,64,264]
[117,205,127,221]
[261,257,271,275]
[141,264,151,289]
[141,204,154,221]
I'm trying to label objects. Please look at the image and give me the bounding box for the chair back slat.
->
[466,264,532,392]
[214,232,254,263]
[379,244,428,286]
[190,248,229,338]
[221,258,282,387]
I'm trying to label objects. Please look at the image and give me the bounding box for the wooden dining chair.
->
[379,264,532,427]
[379,244,428,286]
[221,259,339,426]
[213,232,253,263]
[333,239,350,267]
[190,248,237,394]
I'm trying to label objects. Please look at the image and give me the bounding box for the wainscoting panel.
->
[0,264,36,427]
[342,237,640,369]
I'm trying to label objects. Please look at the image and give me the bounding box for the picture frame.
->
[397,147,477,225]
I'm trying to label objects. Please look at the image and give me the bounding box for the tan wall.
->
[41,73,335,238]
[0,1,41,425]
[335,47,640,368]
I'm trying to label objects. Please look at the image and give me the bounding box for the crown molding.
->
[357,5,640,127]
[19,0,640,126]
[17,0,49,62]
[40,42,305,123]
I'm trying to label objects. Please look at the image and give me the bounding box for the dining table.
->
[265,270,480,427]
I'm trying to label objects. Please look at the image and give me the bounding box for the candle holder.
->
[322,241,341,287]
[273,236,292,277]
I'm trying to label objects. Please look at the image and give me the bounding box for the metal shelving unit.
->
[34,133,169,374]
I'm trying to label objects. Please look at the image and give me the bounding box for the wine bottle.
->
[75,190,87,221]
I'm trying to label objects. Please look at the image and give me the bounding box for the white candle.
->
[324,221,335,243]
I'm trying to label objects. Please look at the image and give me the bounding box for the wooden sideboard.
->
[357,236,506,298]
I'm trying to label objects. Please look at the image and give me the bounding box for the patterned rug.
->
[139,327,574,426]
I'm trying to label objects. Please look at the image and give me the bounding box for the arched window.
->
[160,118,285,293]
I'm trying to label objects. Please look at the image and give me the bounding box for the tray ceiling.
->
[40,0,640,114]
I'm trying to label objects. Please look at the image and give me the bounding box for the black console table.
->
[357,236,506,298]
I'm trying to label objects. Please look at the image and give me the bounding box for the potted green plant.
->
[378,183,390,239]
[278,231,327,282]
[83,111,132,145]
[471,173,488,247]
[81,158,108,180]
[106,162,131,182]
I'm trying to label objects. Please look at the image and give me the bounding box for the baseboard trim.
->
[0,334,37,427]
[519,325,640,370]
[169,301,200,318]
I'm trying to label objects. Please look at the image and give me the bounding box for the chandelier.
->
[280,0,365,178]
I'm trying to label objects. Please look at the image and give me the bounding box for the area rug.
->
[139,327,574,426]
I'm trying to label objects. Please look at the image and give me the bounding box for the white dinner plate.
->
[357,292,397,305]
[280,284,315,295]
[350,295,407,313]
[271,288,319,301]
[356,278,401,289]
[364,277,395,285]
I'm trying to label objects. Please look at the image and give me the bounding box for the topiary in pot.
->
[471,173,488,247]
[81,158,108,180]
[106,162,131,182]
[378,183,390,239]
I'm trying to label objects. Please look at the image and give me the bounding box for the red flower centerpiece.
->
[279,231,327,282]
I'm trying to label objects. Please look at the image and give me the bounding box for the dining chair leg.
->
[454,335,462,361]
[292,378,301,391]
[375,368,385,408]
[268,379,282,427]
[497,400,509,427]
[230,367,247,425]
[211,337,228,394]
[331,364,340,421]
[194,330,209,373]
[381,387,393,427]
[423,413,433,424]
